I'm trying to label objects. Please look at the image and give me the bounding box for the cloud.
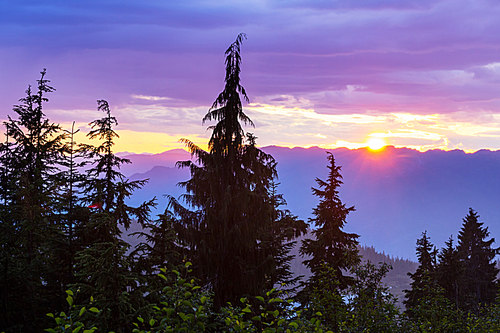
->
[2,0,500,152]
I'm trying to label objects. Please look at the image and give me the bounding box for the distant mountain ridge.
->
[123,146,500,261]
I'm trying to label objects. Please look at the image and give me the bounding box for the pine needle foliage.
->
[73,100,156,333]
[299,152,360,304]
[456,208,499,314]
[170,34,306,310]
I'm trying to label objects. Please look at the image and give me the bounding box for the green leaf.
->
[158,273,167,281]
[149,318,155,326]
[181,300,193,308]
[66,295,74,306]
[66,290,74,296]
[315,311,323,317]
[172,270,180,276]
[46,313,54,318]
[256,296,265,303]
[242,306,252,313]
[289,322,298,329]
[269,297,283,303]
[273,310,279,317]
[73,326,82,333]
[201,296,207,304]
[178,312,188,321]
[44,329,57,333]
[185,261,193,267]
[137,317,144,323]
[79,307,86,317]
[89,307,99,313]
[252,316,262,321]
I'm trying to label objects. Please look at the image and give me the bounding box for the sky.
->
[2,0,500,153]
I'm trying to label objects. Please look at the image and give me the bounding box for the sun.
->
[366,137,387,151]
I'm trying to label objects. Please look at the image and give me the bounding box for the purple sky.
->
[2,0,500,153]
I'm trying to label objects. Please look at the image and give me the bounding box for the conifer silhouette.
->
[169,34,305,309]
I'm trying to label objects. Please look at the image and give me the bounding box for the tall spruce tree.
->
[74,100,155,333]
[436,236,461,310]
[169,34,305,309]
[298,151,360,322]
[0,70,70,332]
[456,208,498,314]
[404,231,438,313]
[263,181,307,293]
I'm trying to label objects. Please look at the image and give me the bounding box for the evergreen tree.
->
[404,231,438,313]
[263,181,307,293]
[456,208,498,314]
[436,236,461,310]
[129,208,182,309]
[74,100,155,333]
[298,151,360,324]
[169,34,305,309]
[0,70,68,332]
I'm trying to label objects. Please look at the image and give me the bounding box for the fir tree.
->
[404,231,438,313]
[0,69,68,332]
[169,34,305,309]
[74,100,155,333]
[436,236,461,310]
[298,151,359,327]
[456,208,498,314]
[263,181,307,293]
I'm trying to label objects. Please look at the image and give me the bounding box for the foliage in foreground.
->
[45,261,500,333]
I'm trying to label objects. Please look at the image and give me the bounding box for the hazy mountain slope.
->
[262,146,500,260]
[120,149,191,176]
[288,234,417,308]
[123,146,500,260]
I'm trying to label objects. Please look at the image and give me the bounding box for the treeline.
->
[1,34,500,333]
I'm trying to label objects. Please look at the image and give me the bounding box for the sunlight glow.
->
[366,137,387,151]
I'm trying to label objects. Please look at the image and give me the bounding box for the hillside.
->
[287,234,417,308]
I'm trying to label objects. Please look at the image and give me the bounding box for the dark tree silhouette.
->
[0,69,69,332]
[74,100,155,333]
[456,208,498,314]
[299,152,359,328]
[263,181,307,293]
[169,34,305,310]
[436,236,461,310]
[404,231,438,313]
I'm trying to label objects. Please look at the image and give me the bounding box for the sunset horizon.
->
[3,0,500,155]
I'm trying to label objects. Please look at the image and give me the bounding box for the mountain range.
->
[123,146,500,261]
